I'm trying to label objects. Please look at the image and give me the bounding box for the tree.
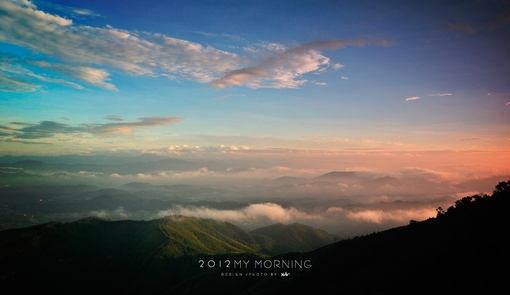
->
[436,207,445,217]
[495,181,509,193]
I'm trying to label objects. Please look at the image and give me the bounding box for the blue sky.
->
[1,0,509,178]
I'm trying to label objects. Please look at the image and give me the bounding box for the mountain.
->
[238,180,510,295]
[272,176,308,185]
[156,216,263,257]
[251,223,340,255]
[315,171,357,180]
[2,181,509,294]
[0,158,201,175]
[0,154,170,165]
[0,216,337,294]
[121,181,155,190]
[8,160,48,168]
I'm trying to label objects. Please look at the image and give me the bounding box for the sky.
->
[1,0,510,179]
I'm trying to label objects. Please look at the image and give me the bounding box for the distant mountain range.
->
[0,154,177,165]
[2,156,508,198]
[0,158,204,175]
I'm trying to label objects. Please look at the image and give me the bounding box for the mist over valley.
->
[2,154,507,237]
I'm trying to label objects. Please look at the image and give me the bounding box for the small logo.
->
[281,272,290,277]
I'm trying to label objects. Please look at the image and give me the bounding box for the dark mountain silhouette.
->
[0,181,509,294]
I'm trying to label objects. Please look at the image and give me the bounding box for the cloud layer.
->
[97,202,438,237]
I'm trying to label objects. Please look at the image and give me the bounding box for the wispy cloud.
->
[211,39,370,89]
[88,117,183,135]
[428,93,452,97]
[194,31,244,41]
[0,116,183,141]
[0,125,13,136]
[405,93,450,102]
[48,63,116,91]
[446,23,477,34]
[506,102,510,106]
[444,9,510,36]
[405,96,420,102]
[0,55,85,92]
[157,203,315,224]
[5,138,52,144]
[0,1,390,91]
[374,40,393,47]
[485,10,510,31]
[37,0,102,18]
[0,72,40,92]
[0,0,244,90]
[106,115,123,122]
[458,137,487,141]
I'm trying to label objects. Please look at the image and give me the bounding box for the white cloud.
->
[9,0,35,8]
[211,39,368,89]
[405,96,420,102]
[0,55,84,91]
[27,72,84,89]
[326,207,435,224]
[428,93,452,97]
[156,203,316,224]
[261,42,287,52]
[0,72,40,92]
[1,0,72,26]
[105,115,123,122]
[91,207,129,219]
[149,201,438,236]
[2,116,183,141]
[1,2,387,91]
[39,0,102,17]
[52,64,117,91]
[0,0,244,90]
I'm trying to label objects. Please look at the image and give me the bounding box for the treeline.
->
[436,180,510,217]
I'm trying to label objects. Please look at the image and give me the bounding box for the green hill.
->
[251,223,340,255]
[0,215,337,294]
[156,216,261,258]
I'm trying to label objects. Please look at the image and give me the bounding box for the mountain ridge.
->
[1,181,509,294]
[0,215,338,294]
